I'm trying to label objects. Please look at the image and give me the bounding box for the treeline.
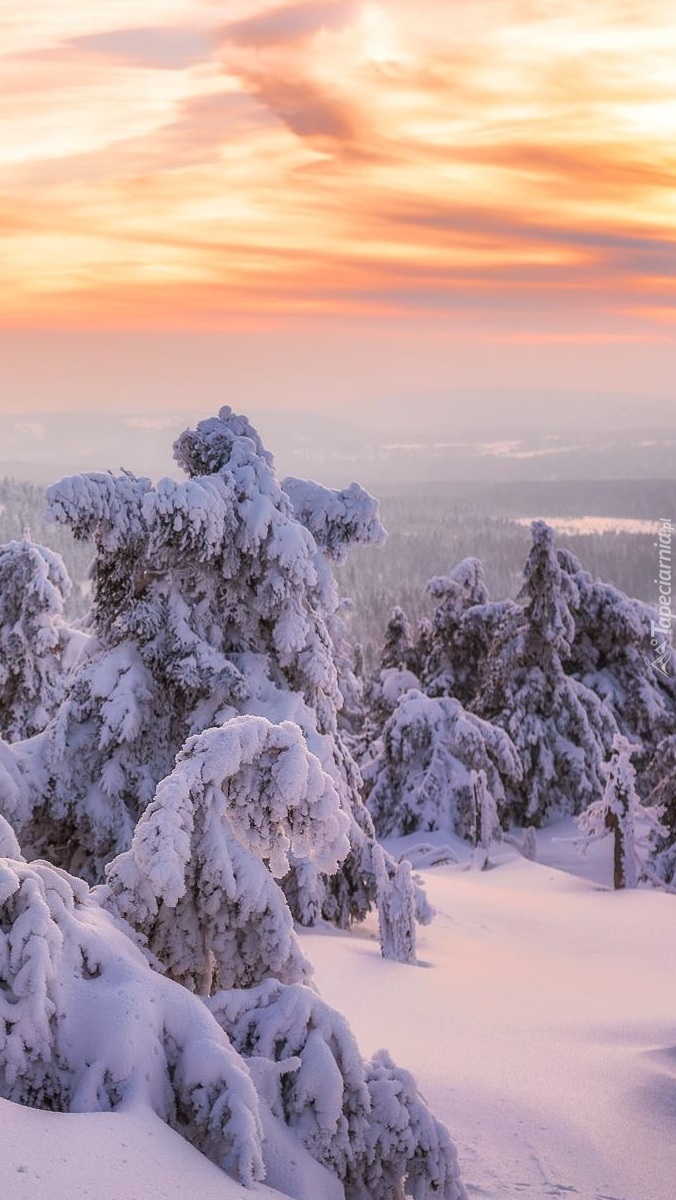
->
[1,474,672,660]
[336,480,673,668]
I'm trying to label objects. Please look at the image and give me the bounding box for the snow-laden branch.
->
[104,716,350,993]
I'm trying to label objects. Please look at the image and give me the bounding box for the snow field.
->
[0,1100,288,1200]
[303,835,676,1200]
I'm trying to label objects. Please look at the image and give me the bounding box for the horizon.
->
[0,402,674,489]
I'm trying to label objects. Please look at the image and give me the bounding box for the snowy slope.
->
[0,1101,288,1200]
[302,834,676,1200]
[2,833,674,1200]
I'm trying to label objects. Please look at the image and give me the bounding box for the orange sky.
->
[1,1,675,411]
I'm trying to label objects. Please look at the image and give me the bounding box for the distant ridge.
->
[0,408,674,487]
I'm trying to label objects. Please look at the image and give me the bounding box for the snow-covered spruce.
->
[576,735,667,889]
[0,854,265,1185]
[358,526,645,834]
[476,521,618,825]
[557,547,676,770]
[2,407,415,949]
[103,716,350,994]
[357,606,422,760]
[420,559,500,707]
[0,537,82,741]
[363,689,521,839]
[379,606,417,675]
[210,981,466,1200]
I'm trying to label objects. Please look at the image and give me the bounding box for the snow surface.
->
[0,1100,286,1200]
[2,831,674,1200]
[303,833,676,1200]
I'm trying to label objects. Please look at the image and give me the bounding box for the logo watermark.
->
[651,517,673,677]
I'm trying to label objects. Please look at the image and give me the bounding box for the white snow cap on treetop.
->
[173,407,273,476]
[426,557,488,603]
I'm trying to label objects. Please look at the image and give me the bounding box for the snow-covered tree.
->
[360,558,512,729]
[468,768,501,869]
[477,522,618,824]
[357,606,424,780]
[210,980,466,1200]
[576,735,667,889]
[374,844,420,965]
[0,854,266,1184]
[100,710,462,1197]
[557,547,676,769]
[5,408,407,944]
[0,537,82,741]
[364,690,521,839]
[380,606,417,673]
[0,831,465,1198]
[420,559,496,705]
[0,753,466,1200]
[521,826,538,861]
[104,716,349,994]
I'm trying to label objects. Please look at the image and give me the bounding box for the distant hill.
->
[0,407,674,487]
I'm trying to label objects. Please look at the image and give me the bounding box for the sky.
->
[1,1,675,420]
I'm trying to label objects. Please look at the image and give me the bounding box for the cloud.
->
[69,26,215,70]
[220,2,358,48]
[0,0,675,336]
[245,75,358,141]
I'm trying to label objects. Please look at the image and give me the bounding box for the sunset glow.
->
[1,1,674,337]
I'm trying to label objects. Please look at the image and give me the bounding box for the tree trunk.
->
[606,810,625,889]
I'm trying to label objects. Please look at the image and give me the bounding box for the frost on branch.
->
[0,857,264,1185]
[104,715,350,994]
[210,980,467,1200]
[0,538,82,741]
[364,690,521,839]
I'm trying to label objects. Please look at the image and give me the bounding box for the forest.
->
[0,407,674,1200]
